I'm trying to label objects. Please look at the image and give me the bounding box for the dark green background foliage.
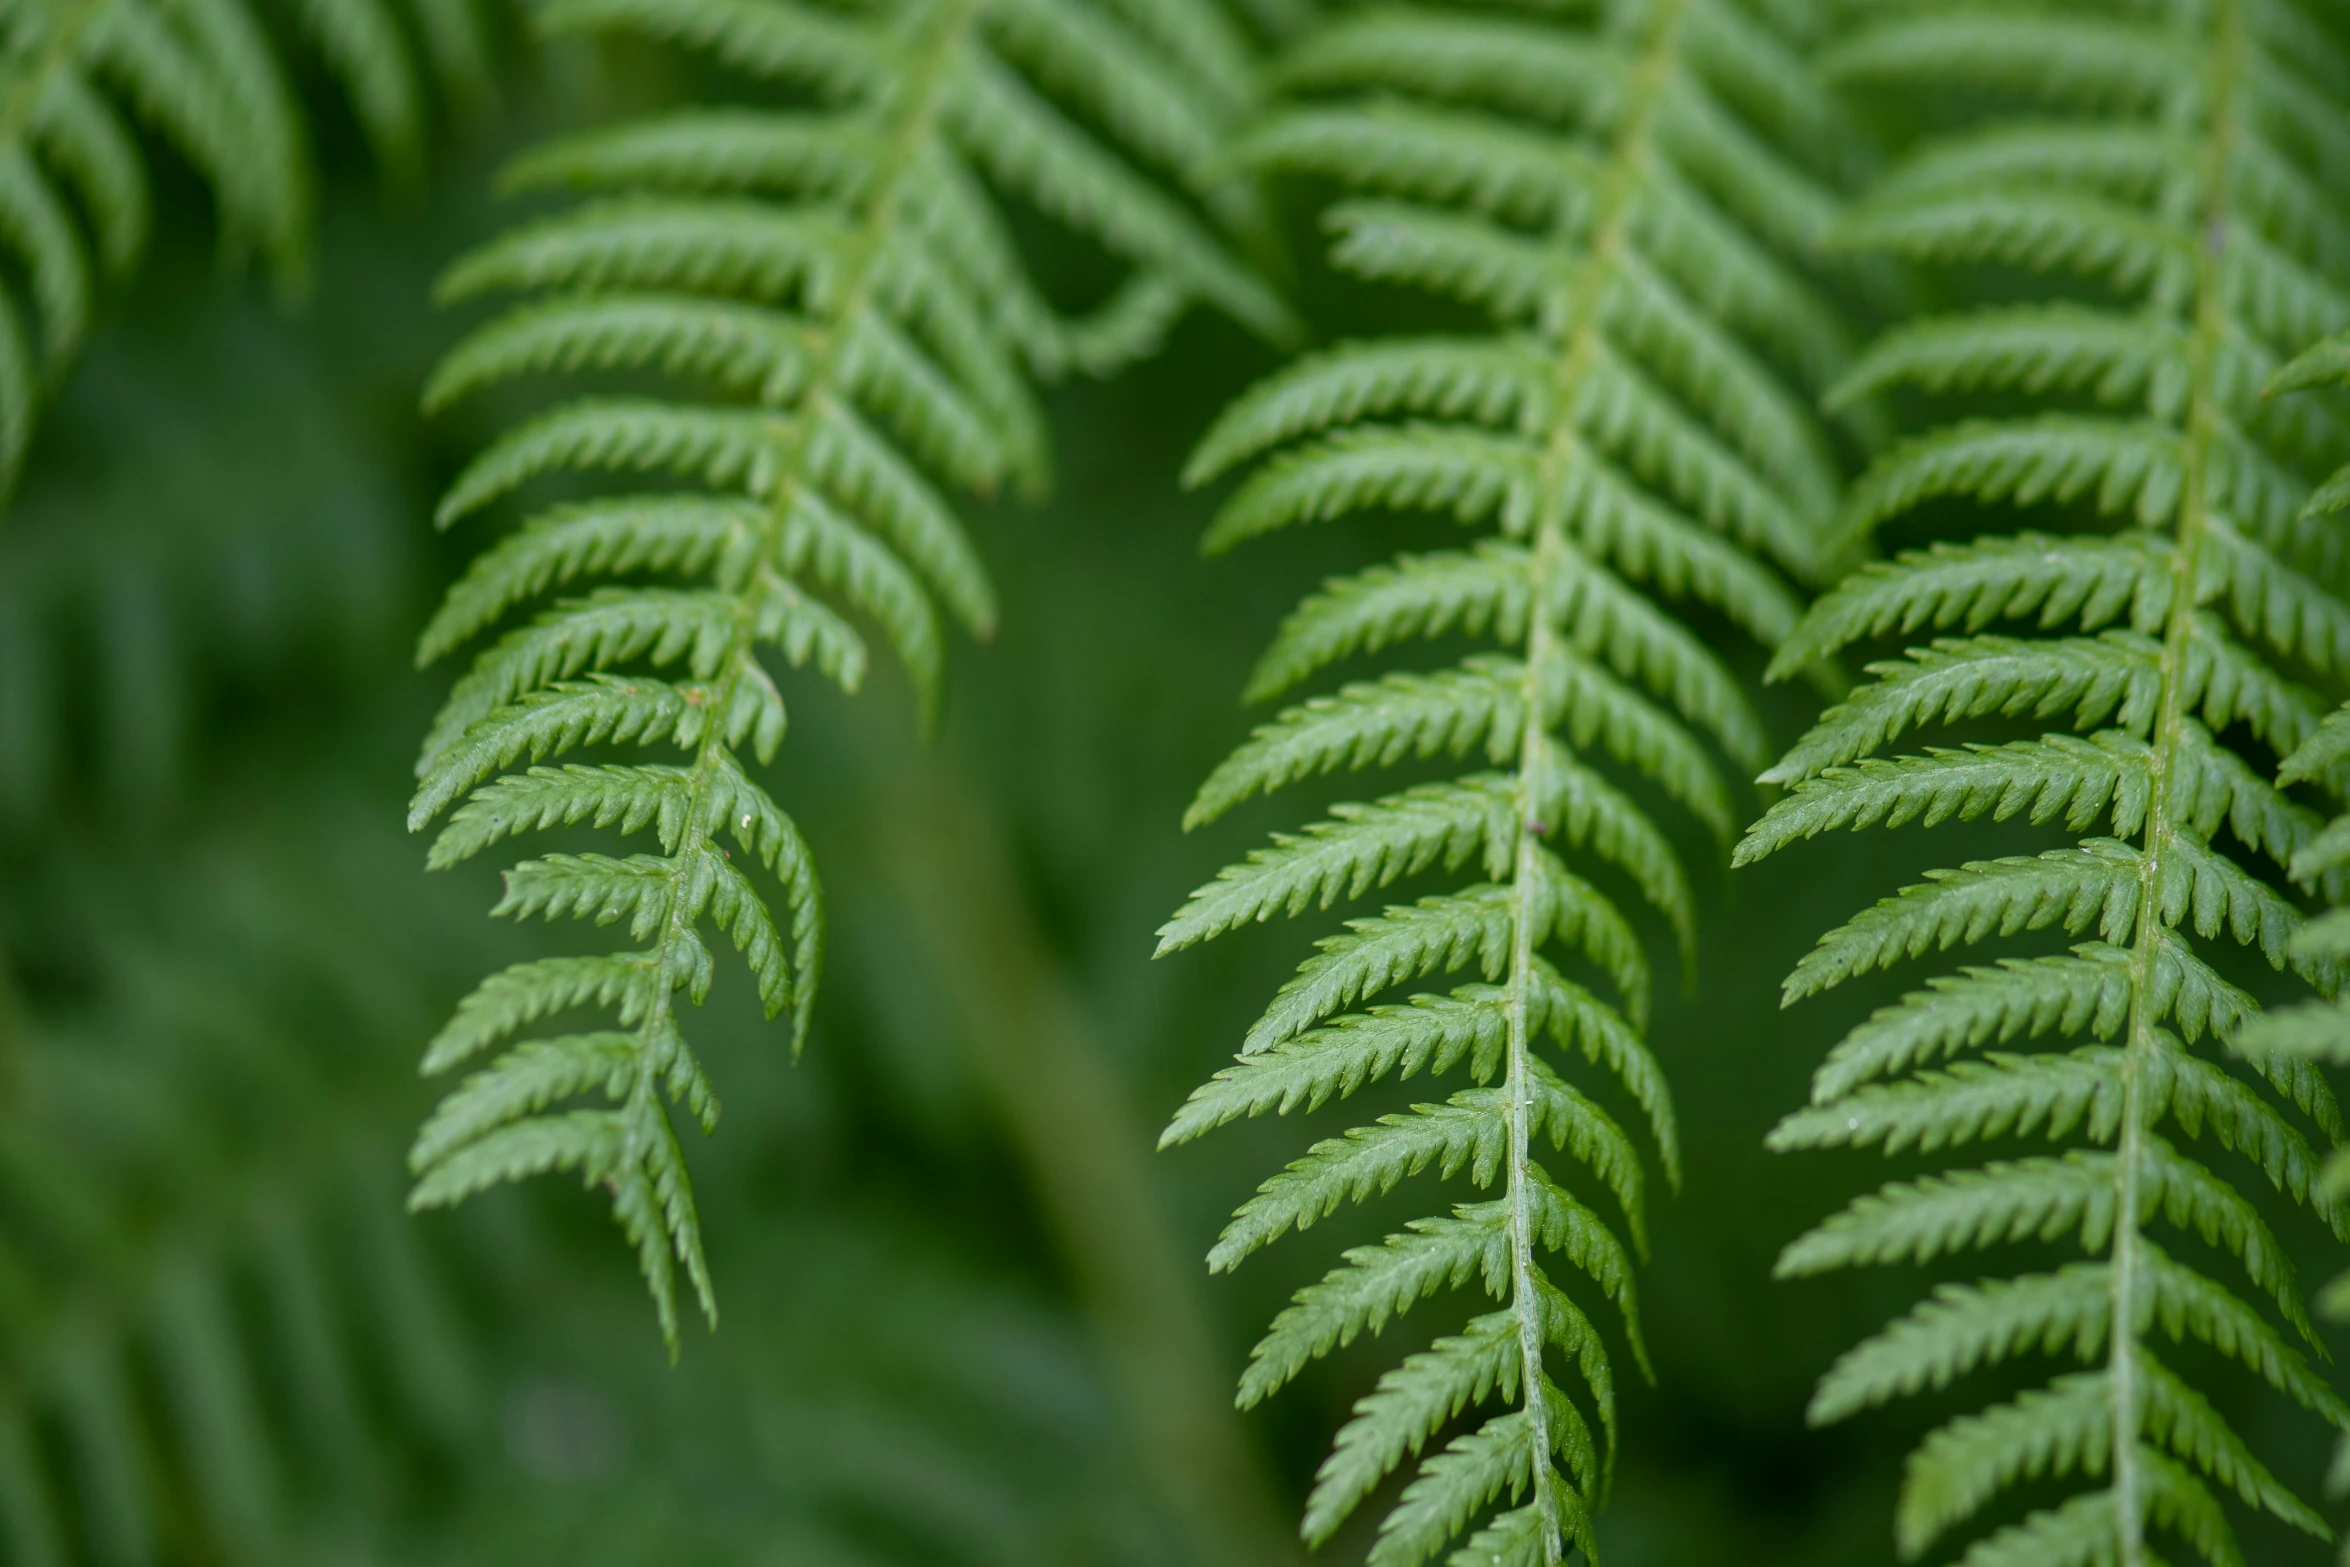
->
[1,11,2347,1567]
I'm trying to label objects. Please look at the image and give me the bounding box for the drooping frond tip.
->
[402,0,1290,1344]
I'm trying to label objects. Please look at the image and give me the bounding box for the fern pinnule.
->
[409,0,1290,1347]
[1748,7,2350,1564]
[1162,0,1866,1559]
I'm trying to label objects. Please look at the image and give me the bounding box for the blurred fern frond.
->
[410,0,1297,1348]
[0,0,499,505]
[0,301,414,829]
[1746,7,2350,1565]
[0,816,481,1567]
[0,795,1182,1567]
[1160,0,1865,1559]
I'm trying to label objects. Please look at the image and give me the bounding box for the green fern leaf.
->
[1323,197,1564,324]
[421,294,812,412]
[1272,7,1617,120]
[1808,934,2261,1104]
[1872,120,2166,207]
[1213,1072,1644,1273]
[1778,841,2145,1003]
[1745,733,2156,853]
[1840,189,2183,292]
[1898,1373,2111,1559]
[2178,607,2329,756]
[1763,633,2164,784]
[1240,1204,1516,1405]
[1244,101,1587,230]
[1846,416,2187,538]
[1238,859,1649,1055]
[1187,661,1524,826]
[2137,1359,2332,1535]
[415,496,759,664]
[409,674,779,830]
[421,952,662,1073]
[1244,539,1772,771]
[1160,777,1518,949]
[1825,12,2185,113]
[1771,1049,2129,1157]
[1829,304,2191,415]
[1779,1155,2121,1276]
[1767,531,2170,683]
[1372,1400,1595,1567]
[1304,1308,1524,1546]
[1163,989,1514,1142]
[1809,1265,2116,1424]
[2240,683,2350,1512]
[1203,425,1539,553]
[2203,515,2350,679]
[1186,338,1552,487]
[499,108,883,198]
[1200,648,1734,841]
[410,0,1288,1346]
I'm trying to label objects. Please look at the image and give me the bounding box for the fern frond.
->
[0,0,499,508]
[1755,7,2350,1561]
[411,0,1288,1347]
[0,833,488,1565]
[1163,0,1862,1557]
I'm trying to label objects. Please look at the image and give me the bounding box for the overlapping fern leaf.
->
[1743,7,2350,1563]
[2241,330,2350,1552]
[410,0,1291,1347]
[0,0,497,502]
[1160,0,1863,1557]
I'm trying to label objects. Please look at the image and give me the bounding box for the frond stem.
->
[1506,0,1690,1546]
[2111,1,2244,1557]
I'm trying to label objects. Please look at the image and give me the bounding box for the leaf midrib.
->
[2109,3,2250,1559]
[1503,0,1695,1555]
